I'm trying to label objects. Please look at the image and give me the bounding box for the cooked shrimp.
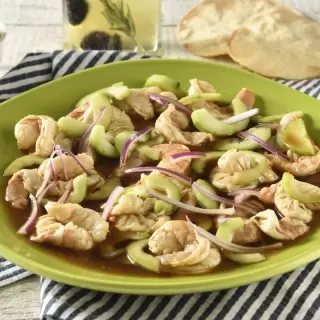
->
[15,115,56,156]
[162,247,221,274]
[111,195,154,216]
[188,79,230,119]
[151,143,191,174]
[68,101,93,123]
[236,88,255,109]
[232,219,262,245]
[253,210,309,240]
[148,220,210,267]
[38,153,94,180]
[155,104,214,146]
[31,215,94,250]
[5,169,43,208]
[266,152,320,176]
[114,213,167,233]
[45,202,109,242]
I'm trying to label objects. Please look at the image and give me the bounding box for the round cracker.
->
[228,8,320,79]
[178,0,281,57]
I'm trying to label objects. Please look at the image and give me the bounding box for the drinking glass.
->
[63,0,162,53]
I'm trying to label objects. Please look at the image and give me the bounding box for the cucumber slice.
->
[86,177,121,201]
[193,179,218,209]
[224,252,265,264]
[192,151,225,175]
[144,74,186,98]
[192,215,213,231]
[115,131,137,154]
[233,156,268,185]
[67,173,88,204]
[142,174,181,213]
[213,127,271,151]
[4,155,46,176]
[89,92,113,130]
[191,98,250,136]
[179,93,222,105]
[104,82,130,100]
[281,118,315,156]
[57,117,88,138]
[252,111,303,124]
[252,114,284,123]
[89,125,119,158]
[216,218,265,264]
[216,218,244,242]
[126,239,160,273]
[137,146,160,160]
[282,172,320,203]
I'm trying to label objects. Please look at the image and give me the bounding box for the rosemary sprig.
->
[100,0,136,39]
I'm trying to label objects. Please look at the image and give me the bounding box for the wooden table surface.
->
[0,1,319,319]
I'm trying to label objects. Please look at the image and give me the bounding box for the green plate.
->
[0,59,319,295]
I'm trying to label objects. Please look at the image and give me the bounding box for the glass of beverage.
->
[63,0,162,53]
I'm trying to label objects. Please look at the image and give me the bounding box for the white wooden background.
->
[0,1,319,319]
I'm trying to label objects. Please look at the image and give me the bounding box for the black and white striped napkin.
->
[0,50,320,320]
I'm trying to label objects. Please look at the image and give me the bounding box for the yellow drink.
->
[63,0,161,53]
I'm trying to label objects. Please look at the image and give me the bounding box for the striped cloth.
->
[0,50,320,320]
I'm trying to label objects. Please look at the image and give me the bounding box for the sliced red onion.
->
[120,126,153,166]
[237,131,289,161]
[171,151,205,162]
[147,92,192,115]
[17,194,39,235]
[79,107,107,153]
[36,168,51,199]
[125,166,192,184]
[147,189,235,215]
[57,180,73,203]
[192,182,255,212]
[102,186,124,220]
[186,217,282,253]
[55,145,68,180]
[37,182,55,204]
[222,108,259,124]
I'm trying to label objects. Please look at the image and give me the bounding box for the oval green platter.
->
[0,59,319,295]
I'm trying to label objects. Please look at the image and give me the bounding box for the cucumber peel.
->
[191,98,250,136]
[127,239,160,273]
[4,155,46,176]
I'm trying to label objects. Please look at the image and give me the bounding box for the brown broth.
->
[4,106,320,277]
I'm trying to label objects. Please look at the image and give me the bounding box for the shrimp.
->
[111,195,155,216]
[31,215,94,251]
[162,247,221,274]
[45,202,109,242]
[266,152,320,176]
[151,143,191,174]
[68,101,93,123]
[38,153,94,180]
[5,169,42,208]
[155,104,214,146]
[148,220,210,267]
[236,88,255,109]
[114,213,169,233]
[187,79,230,119]
[15,115,57,156]
[253,210,309,240]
